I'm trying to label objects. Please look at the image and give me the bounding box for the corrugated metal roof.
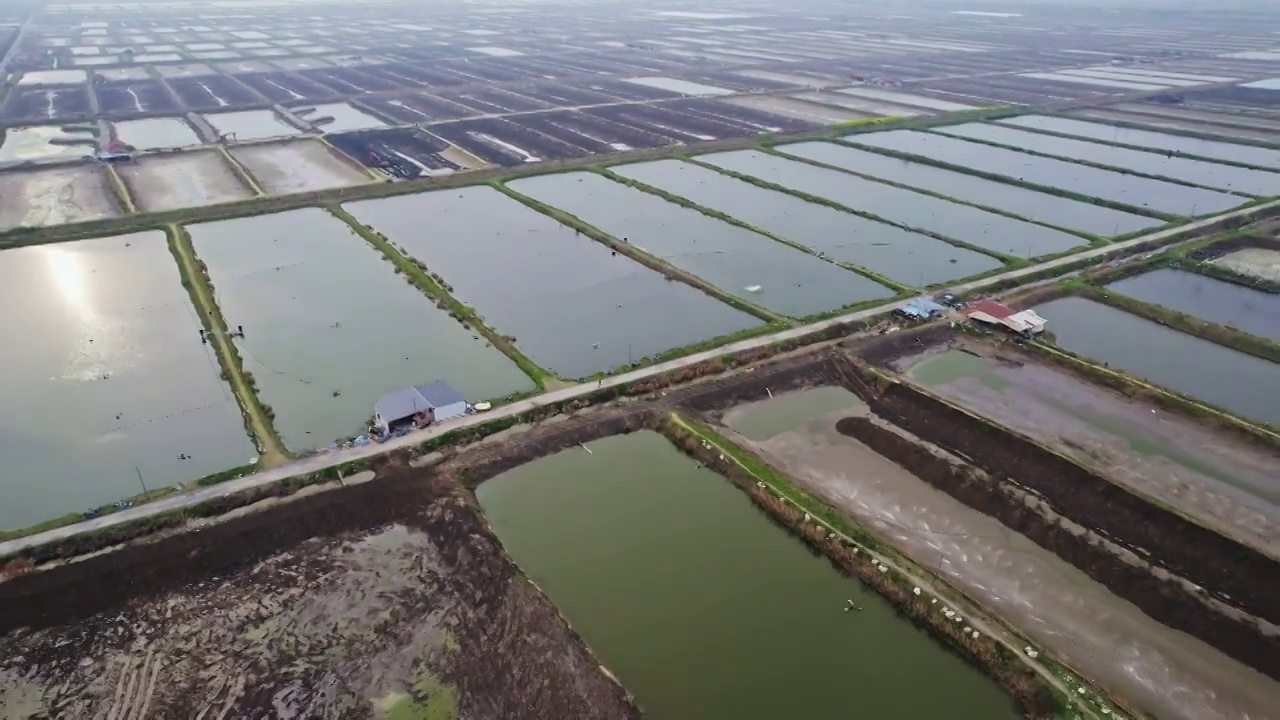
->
[965,300,1015,319]
[413,380,465,408]
[374,380,464,421]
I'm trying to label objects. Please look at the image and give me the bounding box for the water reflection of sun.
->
[42,247,112,382]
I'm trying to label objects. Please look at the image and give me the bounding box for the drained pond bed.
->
[0,469,638,719]
[719,386,1280,720]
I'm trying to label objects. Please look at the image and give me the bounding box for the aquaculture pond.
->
[477,431,1017,720]
[344,187,761,379]
[112,117,202,150]
[936,123,1280,197]
[611,159,1001,286]
[507,172,894,317]
[1035,296,1280,425]
[846,130,1241,216]
[186,208,532,451]
[998,115,1280,171]
[697,149,1078,259]
[776,141,1160,237]
[0,231,255,530]
[1106,268,1280,341]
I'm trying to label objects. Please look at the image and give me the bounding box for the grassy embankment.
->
[0,102,1028,253]
[492,181,787,325]
[168,223,290,463]
[1026,337,1280,444]
[915,128,1255,200]
[218,145,268,197]
[824,137,1180,223]
[324,202,557,391]
[1076,283,1280,364]
[679,154,1030,278]
[752,143,1108,247]
[662,413,1112,720]
[594,165,915,295]
[986,121,1280,171]
[103,164,138,214]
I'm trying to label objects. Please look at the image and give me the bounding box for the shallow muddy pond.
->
[846,130,1241,216]
[0,125,96,163]
[776,141,1160,238]
[726,391,1280,720]
[999,115,1280,171]
[905,348,1280,542]
[294,102,388,133]
[477,431,1016,719]
[1215,247,1280,283]
[697,149,1079,260]
[1035,296,1280,425]
[231,140,371,194]
[1106,268,1280,341]
[507,172,893,317]
[345,187,760,379]
[611,159,1000,286]
[112,117,202,150]
[186,208,531,450]
[936,123,1280,197]
[0,231,255,530]
[202,109,301,141]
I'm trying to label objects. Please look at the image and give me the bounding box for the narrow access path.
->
[1,200,1276,558]
[671,414,1107,720]
[168,224,289,465]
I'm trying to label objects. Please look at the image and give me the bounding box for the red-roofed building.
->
[965,300,1047,335]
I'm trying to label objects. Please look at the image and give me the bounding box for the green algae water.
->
[477,431,1016,719]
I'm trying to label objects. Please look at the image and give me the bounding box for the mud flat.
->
[720,388,1280,720]
[896,343,1279,556]
[0,471,638,719]
[0,125,96,163]
[229,139,371,194]
[1035,296,1280,425]
[478,430,1016,719]
[117,151,254,212]
[0,166,119,231]
[186,208,532,450]
[344,187,760,379]
[1216,247,1280,283]
[0,231,254,530]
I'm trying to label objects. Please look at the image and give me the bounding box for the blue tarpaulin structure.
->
[896,297,948,320]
